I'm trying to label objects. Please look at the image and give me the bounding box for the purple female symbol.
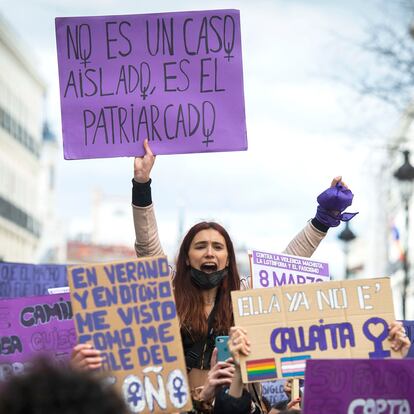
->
[362,317,391,358]
[223,15,235,61]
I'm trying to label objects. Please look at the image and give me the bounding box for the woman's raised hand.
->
[315,175,358,227]
[134,139,156,183]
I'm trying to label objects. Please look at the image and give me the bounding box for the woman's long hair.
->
[173,222,240,339]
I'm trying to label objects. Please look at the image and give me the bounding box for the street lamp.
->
[394,150,414,319]
[338,221,357,279]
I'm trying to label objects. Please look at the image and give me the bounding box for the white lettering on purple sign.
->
[347,398,410,414]
[251,251,330,289]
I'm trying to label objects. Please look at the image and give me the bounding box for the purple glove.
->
[315,182,358,227]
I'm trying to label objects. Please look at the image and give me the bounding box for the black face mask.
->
[190,267,228,290]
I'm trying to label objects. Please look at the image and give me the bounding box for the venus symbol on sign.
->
[172,376,186,404]
[127,381,143,406]
[122,375,145,412]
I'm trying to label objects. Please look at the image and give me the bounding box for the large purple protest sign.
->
[0,293,76,381]
[55,10,247,159]
[0,261,68,299]
[303,359,414,414]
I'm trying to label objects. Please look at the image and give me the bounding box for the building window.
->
[0,195,41,237]
[0,105,40,158]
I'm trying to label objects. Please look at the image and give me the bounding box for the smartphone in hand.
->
[215,336,231,362]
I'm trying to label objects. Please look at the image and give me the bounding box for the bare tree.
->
[357,0,414,109]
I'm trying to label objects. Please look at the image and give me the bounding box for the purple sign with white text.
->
[55,10,247,159]
[303,359,414,414]
[0,293,76,381]
[251,250,330,289]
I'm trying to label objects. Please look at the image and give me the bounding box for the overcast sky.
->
[0,0,404,277]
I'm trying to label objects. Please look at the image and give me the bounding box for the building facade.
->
[0,14,53,262]
[368,104,414,319]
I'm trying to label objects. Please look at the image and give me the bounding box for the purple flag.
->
[55,10,247,159]
[0,293,76,381]
[303,359,414,414]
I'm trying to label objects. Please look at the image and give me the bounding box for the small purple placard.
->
[303,359,414,414]
[0,293,76,381]
[0,261,68,299]
[251,250,330,288]
[55,10,247,159]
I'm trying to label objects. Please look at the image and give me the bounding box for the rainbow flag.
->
[281,355,311,377]
[246,358,277,381]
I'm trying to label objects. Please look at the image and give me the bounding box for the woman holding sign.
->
[129,140,357,409]
[72,139,358,412]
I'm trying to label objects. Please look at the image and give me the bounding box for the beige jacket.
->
[133,203,327,261]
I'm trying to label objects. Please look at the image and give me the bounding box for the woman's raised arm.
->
[132,139,164,257]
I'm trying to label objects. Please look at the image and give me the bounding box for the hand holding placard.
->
[134,139,156,183]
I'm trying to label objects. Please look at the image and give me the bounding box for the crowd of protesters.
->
[1,139,413,414]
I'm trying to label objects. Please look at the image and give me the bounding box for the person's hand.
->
[389,320,411,357]
[287,397,301,410]
[227,327,250,398]
[330,176,348,190]
[199,348,235,402]
[283,378,293,397]
[134,139,155,183]
[71,343,102,371]
[228,326,251,365]
[315,176,358,228]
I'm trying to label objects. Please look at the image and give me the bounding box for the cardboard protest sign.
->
[303,359,414,414]
[250,250,330,288]
[67,257,192,414]
[0,261,68,299]
[55,10,247,160]
[251,251,330,403]
[0,292,75,382]
[231,277,400,383]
